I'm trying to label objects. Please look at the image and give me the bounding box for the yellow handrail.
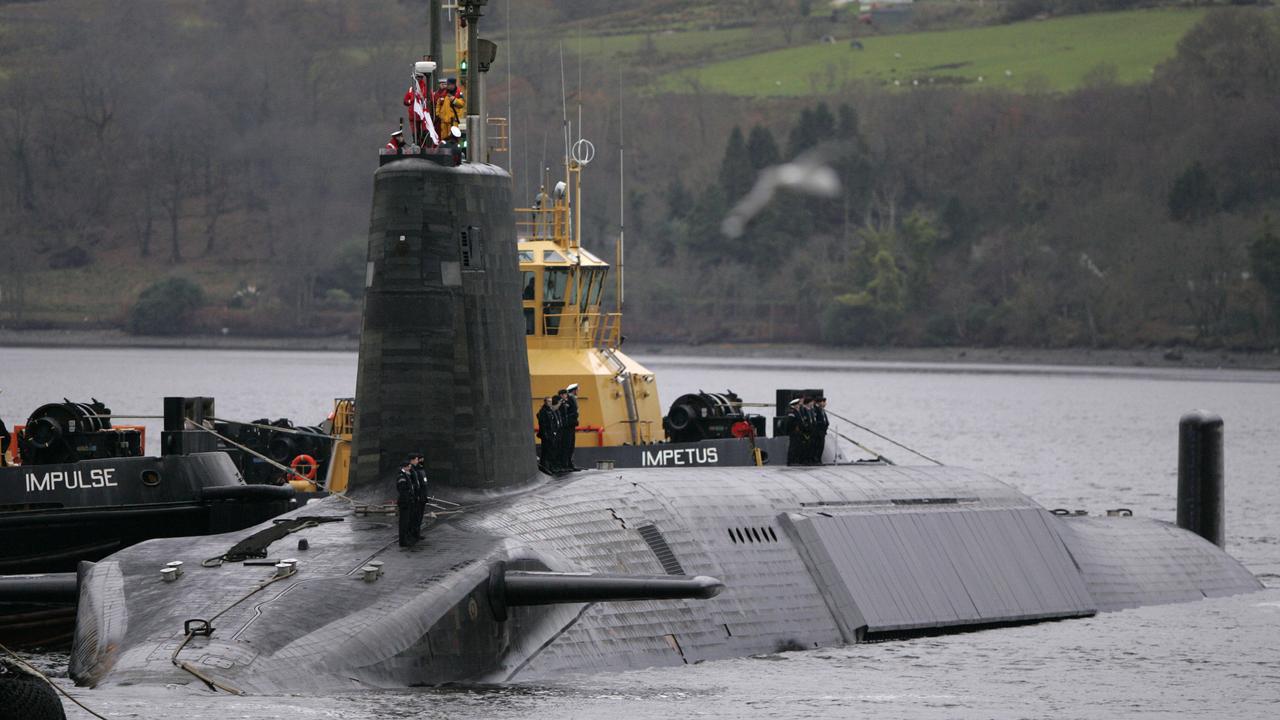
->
[532,311,621,349]
[515,207,565,242]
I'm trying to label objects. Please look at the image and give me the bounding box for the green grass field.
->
[660,8,1211,96]
[581,26,757,54]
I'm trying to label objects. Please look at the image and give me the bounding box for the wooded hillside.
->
[1,1,1278,350]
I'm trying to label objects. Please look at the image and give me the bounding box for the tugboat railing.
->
[515,207,565,242]
[538,310,621,349]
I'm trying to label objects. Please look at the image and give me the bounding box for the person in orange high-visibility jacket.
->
[435,77,465,143]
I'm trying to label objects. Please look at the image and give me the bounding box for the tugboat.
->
[0,396,298,648]
[515,131,795,469]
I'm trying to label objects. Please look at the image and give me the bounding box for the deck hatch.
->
[637,523,685,575]
[779,507,1097,640]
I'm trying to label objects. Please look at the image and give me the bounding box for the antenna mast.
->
[617,71,625,320]
[459,0,487,163]
[559,43,572,246]
[429,0,442,87]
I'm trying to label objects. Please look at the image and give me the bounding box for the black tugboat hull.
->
[0,453,296,648]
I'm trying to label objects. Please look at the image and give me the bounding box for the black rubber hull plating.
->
[351,159,537,498]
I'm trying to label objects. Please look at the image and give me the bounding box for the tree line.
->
[1,2,1278,350]
[621,8,1280,349]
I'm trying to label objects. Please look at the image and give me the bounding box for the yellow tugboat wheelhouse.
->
[516,156,662,449]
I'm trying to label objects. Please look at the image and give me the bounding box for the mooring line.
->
[1,641,112,720]
[825,408,944,466]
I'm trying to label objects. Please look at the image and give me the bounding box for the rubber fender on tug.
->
[200,484,296,502]
[0,657,66,720]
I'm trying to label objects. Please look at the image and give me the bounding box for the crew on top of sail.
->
[386,58,465,154]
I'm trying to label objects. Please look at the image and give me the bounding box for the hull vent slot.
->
[637,523,685,575]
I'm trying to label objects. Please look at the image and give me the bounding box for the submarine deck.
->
[71,463,1262,689]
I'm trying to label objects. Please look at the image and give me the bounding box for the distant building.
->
[853,0,915,30]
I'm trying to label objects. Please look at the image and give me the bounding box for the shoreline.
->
[627,342,1280,372]
[3,329,1280,371]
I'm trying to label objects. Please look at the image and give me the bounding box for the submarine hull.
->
[69,463,1261,690]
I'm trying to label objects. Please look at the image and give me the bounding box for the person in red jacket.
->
[402,60,437,147]
[384,130,406,153]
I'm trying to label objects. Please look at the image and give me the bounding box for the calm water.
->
[2,346,1278,719]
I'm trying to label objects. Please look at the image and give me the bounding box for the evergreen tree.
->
[836,103,866,153]
[665,177,692,219]
[1250,215,1280,334]
[812,102,835,140]
[830,103,872,236]
[718,126,754,202]
[746,125,781,171]
[686,185,728,257]
[1168,161,1218,224]
[786,107,815,159]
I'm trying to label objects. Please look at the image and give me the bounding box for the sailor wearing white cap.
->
[561,383,582,471]
[384,129,406,153]
[785,397,804,466]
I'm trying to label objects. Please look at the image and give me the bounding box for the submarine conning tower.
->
[350,158,538,498]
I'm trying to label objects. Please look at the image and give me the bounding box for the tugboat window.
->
[580,268,603,311]
[522,271,536,300]
[518,250,535,264]
[544,250,566,264]
[591,269,606,307]
[524,307,535,335]
[141,470,161,486]
[544,267,569,335]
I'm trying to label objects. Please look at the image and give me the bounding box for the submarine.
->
[59,2,1261,692]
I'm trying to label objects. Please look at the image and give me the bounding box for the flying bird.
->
[721,150,842,239]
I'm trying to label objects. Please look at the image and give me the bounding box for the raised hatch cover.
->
[780,507,1097,639]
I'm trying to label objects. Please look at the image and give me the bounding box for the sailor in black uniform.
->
[396,457,419,547]
[784,397,803,466]
[799,396,817,465]
[411,452,429,540]
[536,396,561,474]
[0,416,9,467]
[560,384,582,471]
[812,397,830,464]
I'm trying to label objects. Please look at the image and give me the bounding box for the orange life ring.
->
[290,454,318,480]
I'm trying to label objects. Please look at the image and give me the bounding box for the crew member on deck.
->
[558,386,583,471]
[0,415,10,467]
[411,452,429,540]
[536,396,562,474]
[532,185,551,237]
[396,456,419,547]
[403,60,438,147]
[553,388,572,472]
[560,383,582,471]
[384,129,406,154]
[785,397,803,466]
[799,396,817,465]
[435,77,465,147]
[812,397,830,464]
